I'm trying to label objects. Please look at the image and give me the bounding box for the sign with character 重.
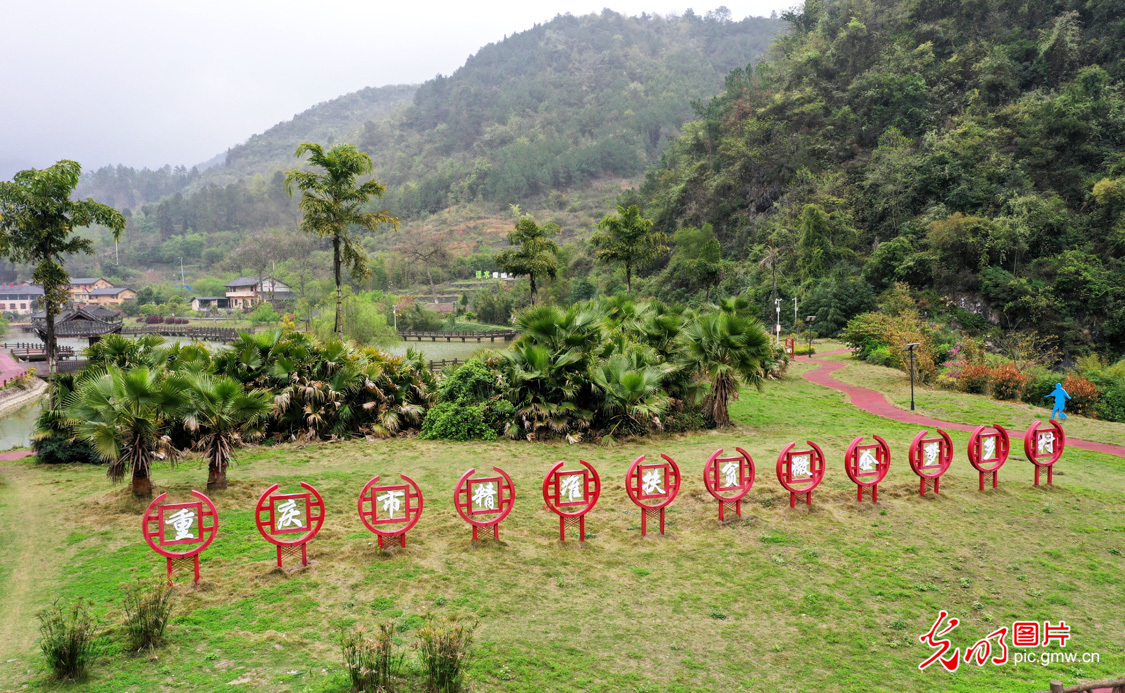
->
[141,490,219,584]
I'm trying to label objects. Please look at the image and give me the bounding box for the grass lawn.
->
[0,360,1122,692]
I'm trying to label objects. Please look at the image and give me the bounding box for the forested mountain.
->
[642,0,1125,355]
[65,9,783,281]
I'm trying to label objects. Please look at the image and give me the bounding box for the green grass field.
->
[0,357,1122,692]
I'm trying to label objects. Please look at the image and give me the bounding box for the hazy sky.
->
[1,1,791,178]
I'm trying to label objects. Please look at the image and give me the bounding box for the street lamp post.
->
[775,298,781,346]
[805,315,817,356]
[904,342,921,410]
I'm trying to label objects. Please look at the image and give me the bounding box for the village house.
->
[191,296,231,312]
[85,286,137,306]
[225,276,295,310]
[0,283,44,315]
[69,277,113,302]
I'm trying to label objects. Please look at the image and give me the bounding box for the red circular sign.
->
[542,460,601,518]
[141,490,219,559]
[909,429,953,480]
[255,482,325,547]
[968,425,1010,474]
[775,441,826,504]
[703,448,755,503]
[844,435,890,491]
[625,454,681,510]
[358,473,424,538]
[454,467,515,529]
[1024,420,1064,468]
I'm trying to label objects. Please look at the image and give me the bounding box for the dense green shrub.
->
[1022,371,1058,406]
[419,403,496,441]
[1094,381,1125,422]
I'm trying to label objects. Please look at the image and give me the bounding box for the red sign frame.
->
[454,467,515,540]
[254,482,325,567]
[141,490,218,584]
[358,473,424,548]
[775,441,825,507]
[843,435,890,503]
[1023,420,1065,486]
[625,454,681,536]
[967,424,1010,490]
[542,459,601,541]
[703,447,755,521]
[909,428,954,497]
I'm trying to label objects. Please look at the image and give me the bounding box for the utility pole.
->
[793,296,797,331]
[805,315,817,356]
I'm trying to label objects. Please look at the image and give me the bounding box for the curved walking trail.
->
[798,350,1125,458]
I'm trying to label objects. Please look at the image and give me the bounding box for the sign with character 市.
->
[1023,420,1064,486]
[843,435,890,503]
[255,482,325,567]
[454,467,515,541]
[776,441,825,507]
[358,474,424,548]
[967,424,1009,490]
[625,454,681,536]
[542,460,601,541]
[909,428,953,497]
[141,490,218,584]
[703,448,755,521]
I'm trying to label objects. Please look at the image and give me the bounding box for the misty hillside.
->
[75,83,417,209]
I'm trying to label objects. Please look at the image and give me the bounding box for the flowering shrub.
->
[989,362,1027,400]
[959,364,991,394]
[1062,374,1099,417]
[144,315,164,324]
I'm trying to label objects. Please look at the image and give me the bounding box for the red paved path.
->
[799,350,1125,458]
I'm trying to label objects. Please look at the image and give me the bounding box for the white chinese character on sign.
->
[472,482,497,510]
[721,461,739,487]
[791,454,811,478]
[924,442,940,467]
[858,449,878,473]
[642,469,664,495]
[276,499,304,530]
[982,436,996,460]
[165,508,196,541]
[1038,433,1054,455]
[559,474,583,502]
[380,489,405,518]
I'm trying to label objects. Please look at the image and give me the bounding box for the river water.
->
[0,331,496,450]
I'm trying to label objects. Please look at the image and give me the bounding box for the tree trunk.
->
[131,455,153,499]
[529,274,537,305]
[206,464,227,491]
[426,264,437,304]
[45,301,57,386]
[333,235,343,339]
[626,263,633,295]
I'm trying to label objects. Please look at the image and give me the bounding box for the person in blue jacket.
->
[1045,383,1070,420]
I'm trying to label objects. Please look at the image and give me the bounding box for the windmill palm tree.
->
[285,142,399,338]
[181,374,273,491]
[66,367,188,499]
[758,240,788,310]
[679,309,772,427]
